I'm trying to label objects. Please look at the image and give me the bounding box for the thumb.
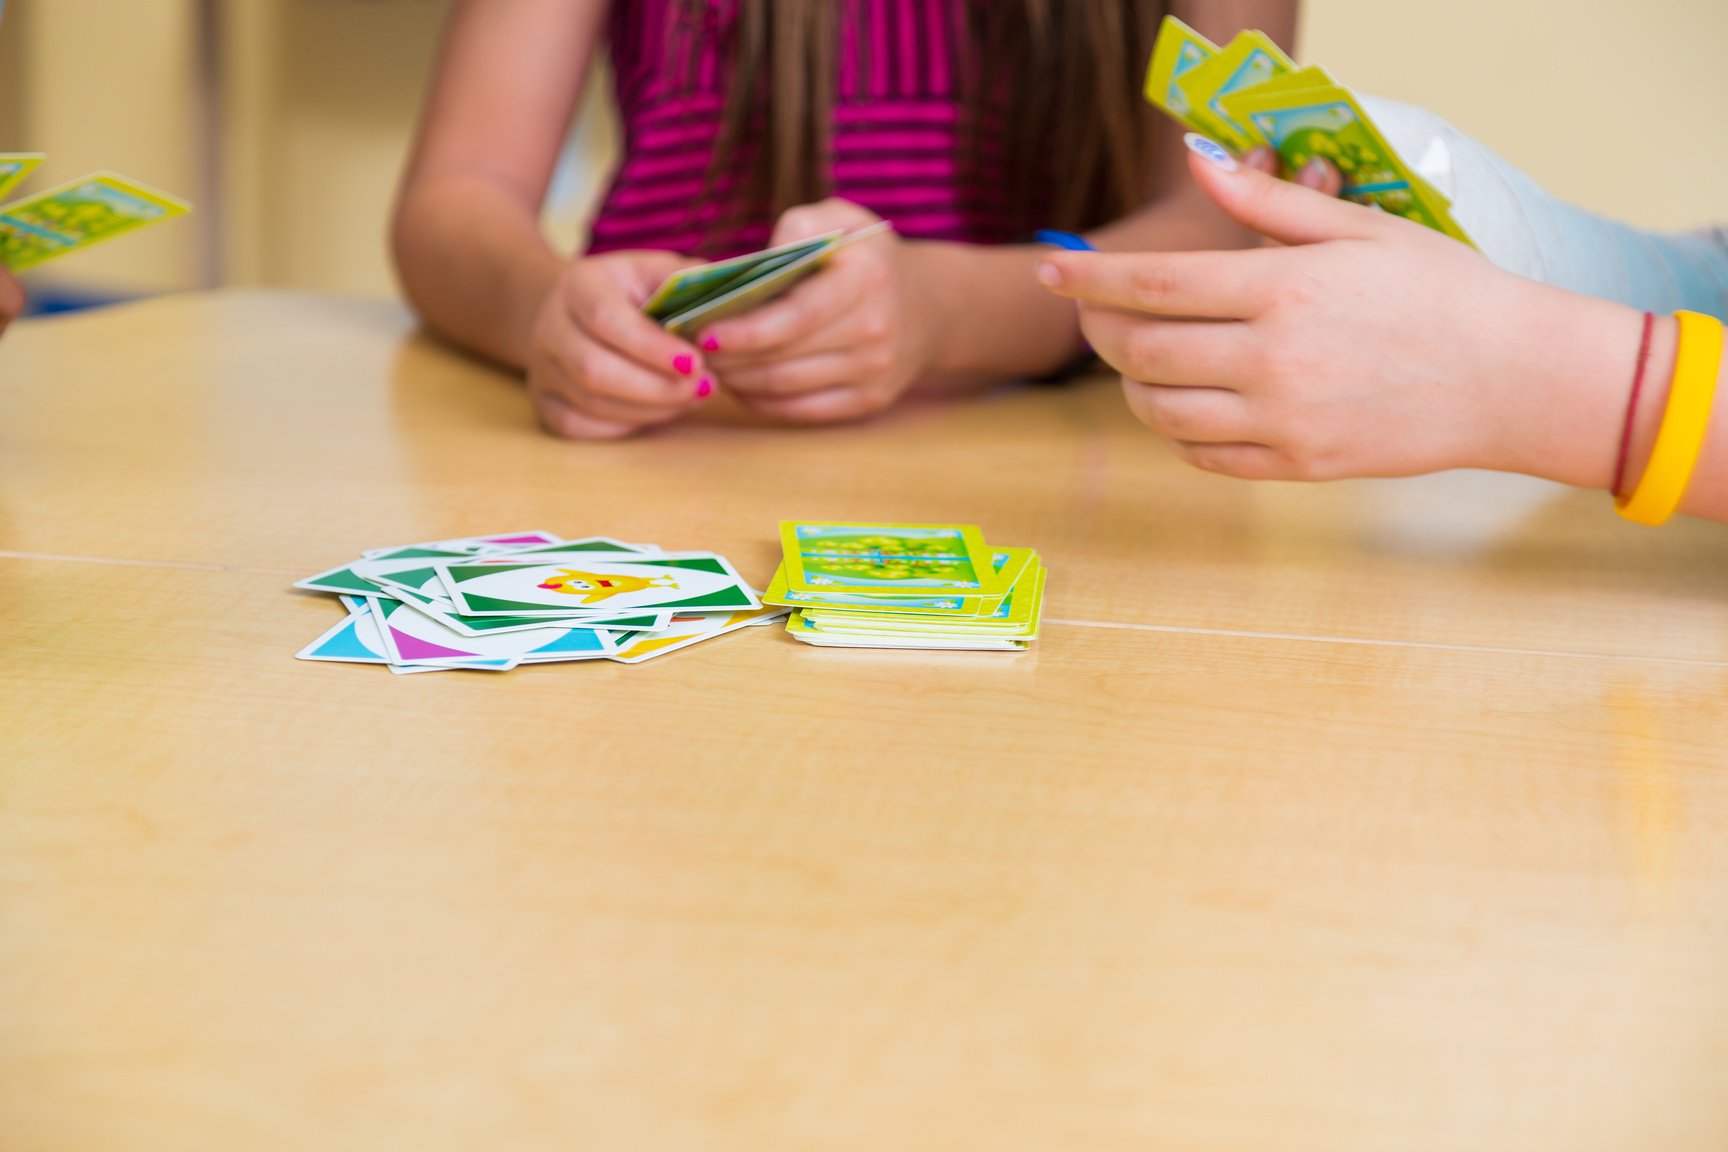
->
[1183,133,1385,247]
[769,203,834,247]
[769,197,876,246]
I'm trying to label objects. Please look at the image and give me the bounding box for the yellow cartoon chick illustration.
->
[536,568,678,606]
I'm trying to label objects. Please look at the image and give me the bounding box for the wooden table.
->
[3,292,1726,1152]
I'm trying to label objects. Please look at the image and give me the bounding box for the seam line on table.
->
[1045,617,1728,670]
[0,550,285,576]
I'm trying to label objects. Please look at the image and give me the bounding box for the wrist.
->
[1620,316,1681,496]
[898,243,949,379]
[502,249,568,367]
[1490,285,1653,490]
[907,241,1082,378]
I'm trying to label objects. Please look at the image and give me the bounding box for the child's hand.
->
[700,199,933,424]
[0,268,24,338]
[1036,142,1625,484]
[525,250,711,439]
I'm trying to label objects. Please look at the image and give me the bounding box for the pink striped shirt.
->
[586,0,1044,258]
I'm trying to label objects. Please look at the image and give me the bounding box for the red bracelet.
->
[1612,312,1657,499]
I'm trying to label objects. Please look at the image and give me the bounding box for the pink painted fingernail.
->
[695,376,714,399]
[701,334,720,352]
[672,353,694,375]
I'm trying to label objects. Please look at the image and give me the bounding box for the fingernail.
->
[701,334,720,352]
[695,376,713,400]
[1297,159,1327,189]
[672,353,694,375]
[1184,133,1239,173]
[1035,261,1063,288]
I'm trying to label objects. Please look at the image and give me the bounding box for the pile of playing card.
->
[0,155,190,271]
[764,521,1045,651]
[1145,17,1471,245]
[643,221,891,337]
[294,531,786,673]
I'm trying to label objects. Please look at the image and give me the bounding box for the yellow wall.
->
[0,0,1722,299]
[0,0,204,294]
[1300,0,1728,232]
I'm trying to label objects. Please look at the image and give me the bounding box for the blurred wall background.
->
[0,0,1723,307]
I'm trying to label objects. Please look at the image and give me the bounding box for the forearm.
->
[391,177,564,369]
[909,186,1259,383]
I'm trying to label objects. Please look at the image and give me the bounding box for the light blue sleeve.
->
[1361,95,1728,320]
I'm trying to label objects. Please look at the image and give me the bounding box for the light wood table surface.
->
[3,292,1726,1152]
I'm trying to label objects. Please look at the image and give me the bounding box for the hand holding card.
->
[0,265,22,338]
[1143,17,1470,247]
[695,201,932,424]
[527,248,715,440]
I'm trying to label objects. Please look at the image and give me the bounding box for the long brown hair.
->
[673,0,1167,241]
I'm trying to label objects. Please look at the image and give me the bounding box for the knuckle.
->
[1123,379,1172,436]
[833,394,882,423]
[857,313,891,343]
[1266,416,1330,480]
[778,300,811,336]
[1183,444,1224,474]
[1279,450,1327,483]
[1255,347,1301,395]
[566,345,605,388]
[756,364,799,396]
[1129,262,1180,309]
[1124,323,1169,380]
[1241,341,1282,389]
[534,397,584,440]
[1152,399,1196,440]
[1269,275,1317,312]
[582,303,625,345]
[859,381,897,410]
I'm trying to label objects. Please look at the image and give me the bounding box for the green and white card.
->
[437,553,760,617]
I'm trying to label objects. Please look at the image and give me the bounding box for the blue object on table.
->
[1034,230,1096,252]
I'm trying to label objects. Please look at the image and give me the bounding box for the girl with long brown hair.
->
[394,0,1298,439]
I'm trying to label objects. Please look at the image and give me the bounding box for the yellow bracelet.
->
[1617,310,1723,525]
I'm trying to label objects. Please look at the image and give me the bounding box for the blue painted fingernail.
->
[1035,230,1096,252]
[1184,133,1239,173]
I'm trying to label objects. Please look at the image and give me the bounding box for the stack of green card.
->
[294,531,787,673]
[0,155,191,272]
[643,221,891,338]
[1144,17,1471,246]
[766,521,1046,652]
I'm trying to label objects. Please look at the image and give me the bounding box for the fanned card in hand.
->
[1145,17,1471,246]
[0,168,190,271]
[643,221,892,337]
